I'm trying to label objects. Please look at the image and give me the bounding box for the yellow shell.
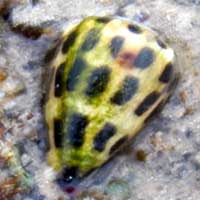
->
[44,16,178,182]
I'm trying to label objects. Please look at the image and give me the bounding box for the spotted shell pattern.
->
[45,16,178,179]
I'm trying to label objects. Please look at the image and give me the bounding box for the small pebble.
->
[23,61,39,71]
[4,101,18,119]
[182,152,192,162]
[150,131,174,152]
[21,154,32,167]
[175,0,200,5]
[0,122,5,138]
[133,11,149,23]
[135,149,147,162]
[77,189,107,200]
[31,0,40,6]
[105,179,131,200]
[194,153,200,165]
[0,89,5,98]
[190,152,200,171]
[0,69,7,81]
[2,78,25,96]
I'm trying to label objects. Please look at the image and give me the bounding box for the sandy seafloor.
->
[0,0,200,199]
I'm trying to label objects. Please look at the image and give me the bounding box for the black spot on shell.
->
[62,31,77,54]
[157,38,167,49]
[134,47,154,69]
[81,28,100,52]
[110,36,125,58]
[96,17,111,23]
[55,62,65,97]
[68,113,88,147]
[109,136,128,155]
[111,76,139,105]
[159,63,173,83]
[94,123,117,152]
[58,166,78,184]
[135,91,160,116]
[66,57,86,91]
[54,119,63,148]
[44,46,57,63]
[85,66,111,97]
[44,41,60,63]
[128,24,142,34]
[144,100,165,123]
